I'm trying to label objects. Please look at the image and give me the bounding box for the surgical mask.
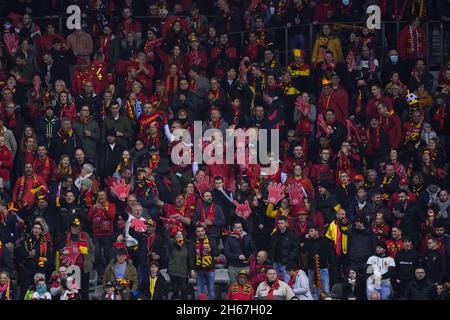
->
[390,55,399,64]
[342,0,350,5]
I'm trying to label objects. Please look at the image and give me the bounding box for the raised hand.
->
[287,183,305,206]
[194,175,212,196]
[111,178,131,201]
[233,200,251,219]
[267,182,285,205]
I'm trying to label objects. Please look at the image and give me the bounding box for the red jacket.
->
[313,1,336,22]
[12,174,48,208]
[398,25,426,61]
[366,95,393,121]
[33,156,57,184]
[184,50,208,74]
[317,87,349,123]
[306,162,334,186]
[87,202,116,237]
[380,111,402,149]
[0,145,13,181]
[248,255,271,290]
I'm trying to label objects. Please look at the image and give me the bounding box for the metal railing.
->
[10,15,449,68]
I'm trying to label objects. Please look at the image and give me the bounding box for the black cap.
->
[376,241,387,251]
[105,281,114,288]
[317,181,329,189]
[52,37,62,45]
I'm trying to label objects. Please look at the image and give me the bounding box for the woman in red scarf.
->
[55,91,76,122]
[157,44,184,78]
[164,64,182,104]
[55,155,73,183]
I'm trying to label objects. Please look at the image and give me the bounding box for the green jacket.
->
[103,260,138,300]
[73,117,100,158]
[167,239,194,278]
[102,115,134,149]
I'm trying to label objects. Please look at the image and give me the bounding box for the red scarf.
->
[7,113,16,129]
[335,221,343,257]
[433,105,446,131]
[267,280,280,300]
[34,156,51,179]
[200,202,215,224]
[287,271,299,289]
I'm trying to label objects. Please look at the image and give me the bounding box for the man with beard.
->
[403,267,437,300]
[193,191,225,245]
[16,222,52,298]
[348,187,376,223]
[155,194,193,237]
[423,237,447,285]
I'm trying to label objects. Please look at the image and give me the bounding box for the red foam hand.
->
[233,200,251,220]
[295,96,309,115]
[287,183,305,206]
[60,246,80,267]
[111,179,131,200]
[130,218,146,232]
[194,175,212,196]
[267,182,285,205]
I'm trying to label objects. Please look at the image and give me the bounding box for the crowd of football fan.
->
[0,0,450,300]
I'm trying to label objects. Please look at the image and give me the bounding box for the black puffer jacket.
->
[403,278,436,300]
[347,228,377,264]
[268,228,300,265]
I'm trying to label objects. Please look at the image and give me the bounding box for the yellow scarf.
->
[149,276,156,299]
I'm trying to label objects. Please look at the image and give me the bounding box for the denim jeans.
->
[274,263,290,282]
[196,270,216,300]
[308,268,330,300]
[367,280,392,300]
[138,265,149,286]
